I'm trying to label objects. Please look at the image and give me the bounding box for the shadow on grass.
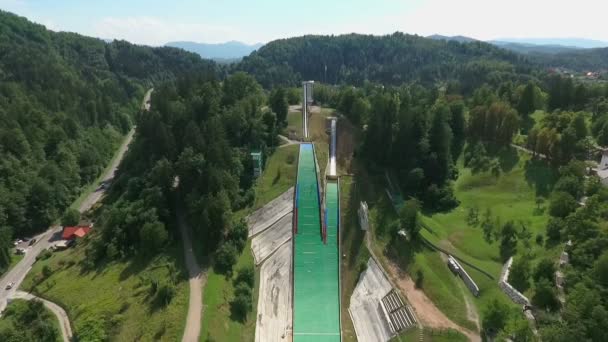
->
[524,159,558,197]
[496,146,519,173]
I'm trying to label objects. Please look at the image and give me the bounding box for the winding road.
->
[0,88,152,341]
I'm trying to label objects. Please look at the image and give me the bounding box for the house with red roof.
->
[62,226,92,240]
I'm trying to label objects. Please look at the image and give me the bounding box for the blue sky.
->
[1,0,607,46]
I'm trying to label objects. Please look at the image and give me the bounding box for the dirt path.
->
[385,262,480,342]
[13,291,72,342]
[177,211,207,342]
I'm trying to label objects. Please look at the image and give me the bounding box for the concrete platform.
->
[247,187,294,237]
[251,213,293,265]
[348,258,394,342]
[255,242,293,342]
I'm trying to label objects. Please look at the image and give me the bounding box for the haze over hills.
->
[494,37,608,49]
[427,34,608,58]
[165,40,263,61]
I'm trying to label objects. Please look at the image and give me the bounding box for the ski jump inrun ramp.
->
[293,142,341,342]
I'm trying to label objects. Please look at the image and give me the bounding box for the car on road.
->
[15,248,25,255]
[5,282,15,290]
[13,239,22,246]
[28,238,37,246]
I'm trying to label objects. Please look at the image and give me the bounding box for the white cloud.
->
[93,16,241,46]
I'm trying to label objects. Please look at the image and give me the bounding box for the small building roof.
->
[62,226,91,240]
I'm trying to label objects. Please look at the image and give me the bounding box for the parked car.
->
[15,248,25,255]
[28,238,37,246]
[5,282,15,290]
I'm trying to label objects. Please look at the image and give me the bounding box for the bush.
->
[228,219,248,252]
[215,243,238,274]
[36,249,53,261]
[230,283,253,321]
[548,191,577,218]
[415,270,424,289]
[236,266,255,288]
[156,282,176,306]
[42,265,52,278]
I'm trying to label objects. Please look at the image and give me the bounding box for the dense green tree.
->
[482,299,510,336]
[532,278,559,311]
[548,191,577,218]
[499,221,518,261]
[398,199,421,238]
[508,256,531,292]
[533,258,556,284]
[594,251,608,286]
[61,208,81,227]
[269,87,288,125]
[140,221,168,255]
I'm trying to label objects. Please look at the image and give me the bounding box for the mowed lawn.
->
[201,144,299,342]
[21,243,189,341]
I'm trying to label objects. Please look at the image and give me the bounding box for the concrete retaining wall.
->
[499,257,530,305]
[448,256,480,297]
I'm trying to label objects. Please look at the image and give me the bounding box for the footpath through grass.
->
[201,144,299,342]
[21,242,189,341]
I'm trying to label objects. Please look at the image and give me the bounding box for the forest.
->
[236,33,538,93]
[0,10,216,272]
[3,9,608,341]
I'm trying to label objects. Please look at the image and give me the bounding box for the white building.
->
[594,149,608,186]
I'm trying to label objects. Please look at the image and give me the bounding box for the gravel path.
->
[177,211,206,342]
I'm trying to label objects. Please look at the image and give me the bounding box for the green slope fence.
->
[293,143,341,342]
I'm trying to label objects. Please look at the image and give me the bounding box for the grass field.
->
[421,153,560,309]
[0,299,62,341]
[21,242,189,341]
[200,240,258,342]
[343,148,558,333]
[201,144,299,341]
[392,327,468,342]
[284,110,303,140]
[252,144,299,210]
[309,108,333,177]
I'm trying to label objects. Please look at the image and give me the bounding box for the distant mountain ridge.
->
[493,37,608,49]
[165,41,263,60]
[426,34,478,43]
